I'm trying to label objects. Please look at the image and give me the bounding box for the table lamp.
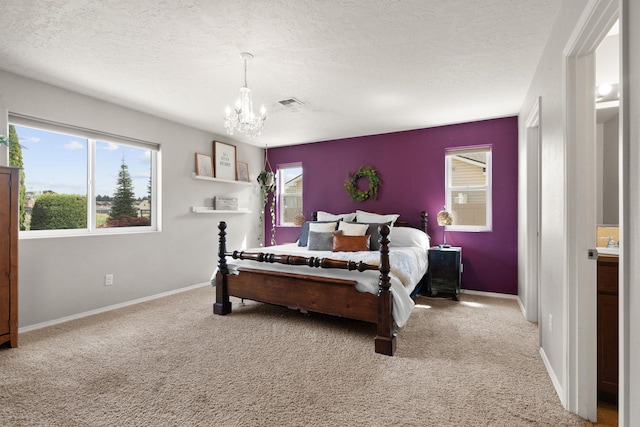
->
[437,206,453,248]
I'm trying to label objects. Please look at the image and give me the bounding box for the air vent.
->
[278,97,304,107]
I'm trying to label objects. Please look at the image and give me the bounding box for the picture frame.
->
[236,161,250,182]
[195,153,213,177]
[213,141,237,180]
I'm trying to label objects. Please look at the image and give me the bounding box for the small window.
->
[445,146,492,231]
[10,115,160,236]
[277,163,303,226]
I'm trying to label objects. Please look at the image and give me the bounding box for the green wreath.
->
[344,166,381,202]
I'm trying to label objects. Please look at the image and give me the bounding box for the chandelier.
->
[224,52,267,137]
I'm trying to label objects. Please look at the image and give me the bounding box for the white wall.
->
[520,0,640,425]
[621,0,639,424]
[518,0,588,400]
[602,112,619,223]
[0,70,263,328]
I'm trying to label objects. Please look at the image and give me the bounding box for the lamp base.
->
[439,244,451,248]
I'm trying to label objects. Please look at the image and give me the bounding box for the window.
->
[9,115,160,236]
[277,163,303,226]
[445,146,491,231]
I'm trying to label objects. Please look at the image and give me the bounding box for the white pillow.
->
[316,211,356,222]
[308,222,338,233]
[388,227,431,250]
[355,210,400,226]
[338,221,369,236]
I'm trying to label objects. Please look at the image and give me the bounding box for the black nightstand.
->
[425,246,462,301]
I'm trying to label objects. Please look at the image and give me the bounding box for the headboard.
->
[311,211,428,234]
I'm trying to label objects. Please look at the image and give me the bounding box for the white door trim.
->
[524,97,541,323]
[563,0,619,420]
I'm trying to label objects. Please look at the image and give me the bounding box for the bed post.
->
[213,221,232,315]
[374,224,396,356]
[420,211,428,234]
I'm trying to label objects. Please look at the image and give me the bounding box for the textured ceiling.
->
[0,0,561,147]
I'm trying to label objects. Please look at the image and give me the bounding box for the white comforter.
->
[214,227,430,327]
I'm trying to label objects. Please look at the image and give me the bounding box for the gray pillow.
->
[308,230,342,251]
[297,220,340,246]
[356,222,392,250]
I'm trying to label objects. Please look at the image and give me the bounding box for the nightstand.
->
[425,246,462,301]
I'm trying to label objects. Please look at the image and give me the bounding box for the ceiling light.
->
[224,52,266,138]
[597,83,613,97]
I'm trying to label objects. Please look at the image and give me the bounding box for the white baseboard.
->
[539,346,566,408]
[516,296,528,318]
[18,282,211,334]
[460,289,519,300]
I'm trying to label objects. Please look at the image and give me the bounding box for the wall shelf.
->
[192,173,252,186]
[192,206,252,214]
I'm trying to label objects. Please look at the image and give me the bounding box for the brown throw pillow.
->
[332,234,370,252]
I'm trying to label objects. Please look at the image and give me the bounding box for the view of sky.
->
[13,124,151,199]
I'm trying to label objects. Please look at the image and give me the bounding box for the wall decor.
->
[344,165,381,202]
[236,161,250,182]
[214,196,239,210]
[195,153,213,177]
[213,141,237,180]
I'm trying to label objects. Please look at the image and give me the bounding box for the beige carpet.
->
[0,287,586,426]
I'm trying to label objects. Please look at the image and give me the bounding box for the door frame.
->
[523,97,541,324]
[563,0,619,419]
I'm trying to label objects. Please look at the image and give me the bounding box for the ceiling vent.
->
[278,97,305,108]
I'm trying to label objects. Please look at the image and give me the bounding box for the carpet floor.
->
[0,286,587,426]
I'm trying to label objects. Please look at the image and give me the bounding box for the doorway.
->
[564,0,620,421]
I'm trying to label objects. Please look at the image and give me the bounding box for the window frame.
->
[276,162,303,227]
[10,114,161,238]
[444,146,492,232]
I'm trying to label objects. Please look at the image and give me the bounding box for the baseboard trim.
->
[18,282,211,334]
[540,346,565,407]
[460,289,519,300]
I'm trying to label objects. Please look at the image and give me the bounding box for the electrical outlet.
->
[105,274,114,286]
[548,314,553,333]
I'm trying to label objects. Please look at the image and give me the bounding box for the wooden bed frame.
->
[213,211,428,356]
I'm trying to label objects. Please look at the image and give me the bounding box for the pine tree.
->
[109,156,137,220]
[8,125,26,230]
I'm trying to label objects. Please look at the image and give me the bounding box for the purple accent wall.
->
[267,117,518,295]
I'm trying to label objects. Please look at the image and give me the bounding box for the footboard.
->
[213,221,395,355]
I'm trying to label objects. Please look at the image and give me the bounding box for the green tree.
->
[8,125,26,230]
[109,156,137,220]
[30,194,87,230]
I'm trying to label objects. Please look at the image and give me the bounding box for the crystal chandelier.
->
[224,52,267,137]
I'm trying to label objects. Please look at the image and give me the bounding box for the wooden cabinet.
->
[597,255,618,403]
[425,246,462,300]
[0,166,19,348]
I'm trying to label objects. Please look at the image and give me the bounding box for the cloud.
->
[139,150,151,162]
[64,140,84,150]
[20,136,41,143]
[98,142,119,151]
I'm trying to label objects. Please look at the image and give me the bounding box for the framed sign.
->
[236,161,250,182]
[195,153,213,177]
[213,141,237,180]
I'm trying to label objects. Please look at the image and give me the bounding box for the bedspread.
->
[213,240,429,328]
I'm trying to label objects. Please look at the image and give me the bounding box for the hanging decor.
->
[344,166,381,202]
[257,145,276,245]
[224,52,267,138]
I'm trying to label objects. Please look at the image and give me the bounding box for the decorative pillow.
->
[308,230,343,251]
[355,210,400,226]
[332,234,370,252]
[355,221,392,250]
[298,221,339,246]
[338,221,369,236]
[316,211,357,222]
